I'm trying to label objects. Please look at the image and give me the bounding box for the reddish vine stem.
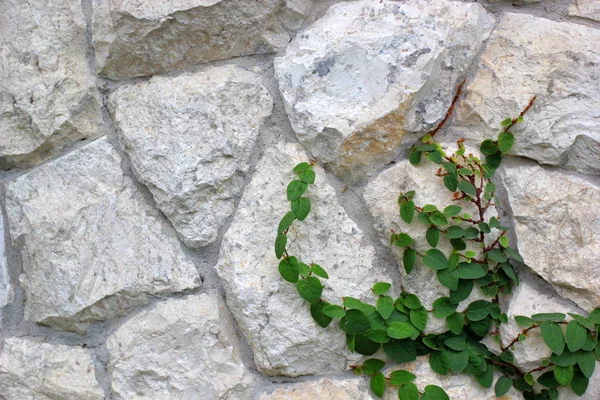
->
[503,95,537,132]
[428,78,466,138]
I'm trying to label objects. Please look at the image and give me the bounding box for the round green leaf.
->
[448,349,469,373]
[446,312,464,335]
[445,226,465,238]
[458,180,477,196]
[274,233,287,258]
[554,365,574,386]
[400,201,415,224]
[587,308,600,324]
[322,304,346,319]
[387,322,418,339]
[339,309,371,335]
[429,350,449,375]
[464,227,479,239]
[514,316,535,328]
[568,313,594,330]
[383,339,417,363]
[377,295,394,319]
[495,376,512,397]
[409,150,422,165]
[297,277,322,304]
[373,282,391,296]
[429,211,448,226]
[343,297,376,316]
[423,249,448,271]
[576,350,596,378]
[398,382,419,400]
[278,257,299,283]
[566,320,587,352]
[389,370,417,386]
[355,334,380,356]
[422,385,450,400]
[298,262,311,278]
[480,139,499,155]
[449,279,474,304]
[297,168,316,184]
[366,329,391,344]
[550,350,576,367]
[370,372,385,398]
[310,264,328,279]
[466,300,492,322]
[403,248,416,274]
[395,233,413,247]
[291,197,311,221]
[537,371,560,388]
[444,205,462,217]
[410,307,428,332]
[437,268,458,290]
[498,131,515,154]
[475,365,494,388]
[486,249,507,263]
[457,263,488,279]
[363,358,386,375]
[286,179,308,201]
[571,371,590,396]
[293,162,310,172]
[426,226,440,248]
[433,297,457,319]
[444,174,458,192]
[403,293,422,309]
[310,301,332,328]
[541,321,565,355]
[450,238,466,251]
[444,337,467,351]
[277,212,296,234]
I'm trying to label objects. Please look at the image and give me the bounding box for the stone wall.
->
[0,0,599,399]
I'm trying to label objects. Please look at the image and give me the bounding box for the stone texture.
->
[216,142,393,376]
[363,153,495,333]
[0,211,13,313]
[5,138,200,333]
[258,377,372,400]
[107,292,254,400]
[500,162,600,311]
[110,66,273,248]
[274,0,493,182]
[92,0,313,79]
[443,13,600,174]
[0,0,102,169]
[569,0,600,21]
[0,338,104,400]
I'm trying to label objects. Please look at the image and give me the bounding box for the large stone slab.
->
[0,211,13,313]
[216,142,393,376]
[5,138,200,333]
[274,0,493,182]
[107,292,254,400]
[500,162,600,311]
[0,0,102,169]
[569,0,600,21]
[0,338,104,400]
[92,0,313,79]
[258,377,372,400]
[363,154,494,333]
[444,13,600,174]
[110,66,273,248]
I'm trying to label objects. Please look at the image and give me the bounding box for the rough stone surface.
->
[258,377,373,400]
[5,138,200,333]
[110,66,273,248]
[443,13,600,174]
[500,280,578,370]
[0,0,102,170]
[363,154,495,333]
[92,0,313,79]
[569,0,600,21]
[0,212,13,313]
[216,142,393,376]
[500,162,600,311]
[274,0,493,182]
[107,292,254,400]
[0,337,104,400]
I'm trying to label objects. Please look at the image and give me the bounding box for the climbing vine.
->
[274,96,600,399]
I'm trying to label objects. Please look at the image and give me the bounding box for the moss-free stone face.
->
[0,0,102,169]
[0,338,104,400]
[110,65,273,248]
[274,0,493,183]
[5,138,200,333]
[92,0,313,79]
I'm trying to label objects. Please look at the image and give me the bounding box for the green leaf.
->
[389,370,417,386]
[277,212,296,234]
[311,264,328,279]
[291,197,311,221]
[310,302,333,328]
[397,382,419,400]
[297,277,322,304]
[343,297,376,316]
[504,246,524,263]
[366,329,390,344]
[442,162,457,175]
[427,150,443,164]
[287,180,308,201]
[449,279,474,304]
[298,262,311,278]
[400,201,415,224]
[370,372,385,398]
[554,365,574,386]
[486,249,507,263]
[500,350,514,363]
[463,227,479,239]
[533,313,566,322]
[346,334,355,352]
[384,339,417,363]
[457,263,487,279]
[514,316,535,328]
[423,204,438,213]
[422,385,449,400]
[409,150,422,165]
[373,282,391,296]
[550,350,577,367]
[458,168,473,176]
[444,174,458,192]
[278,257,299,283]
[403,294,422,309]
[538,371,560,388]
[445,226,465,239]
[458,180,477,196]
[587,308,600,324]
[417,213,431,225]
[437,268,459,290]
[386,309,409,324]
[576,350,596,378]
[501,263,519,285]
[498,131,515,154]
[426,226,440,248]
[433,297,458,319]
[571,371,589,396]
[429,350,450,375]
[449,253,460,270]
[410,307,428,331]
[568,313,594,330]
[429,211,448,226]
[293,162,311,172]
[322,304,346,319]
[423,249,448,271]
[275,234,287,258]
[466,300,492,321]
[500,117,513,127]
[475,365,494,388]
[486,151,503,169]
[524,373,535,386]
[566,320,587,352]
[297,169,316,184]
[444,205,462,217]
[417,144,438,152]
[446,312,464,335]
[395,233,413,247]
[388,322,419,339]
[541,321,565,355]
[450,238,466,251]
[339,309,371,335]
[448,350,469,373]
[445,337,467,351]
[403,248,416,274]
[478,222,491,234]
[377,296,394,319]
[480,139,499,155]
[363,358,386,375]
